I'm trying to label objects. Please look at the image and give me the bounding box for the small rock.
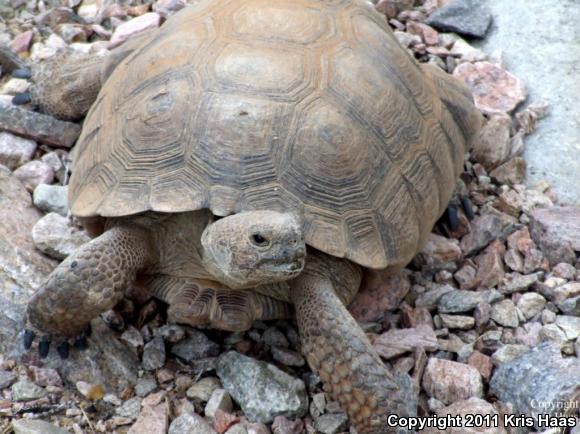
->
[503,249,524,273]
[438,289,503,313]
[109,13,161,48]
[205,388,233,419]
[217,351,308,423]
[406,21,440,45]
[32,212,90,259]
[413,233,461,272]
[142,336,166,370]
[415,284,455,309]
[438,314,474,330]
[373,325,438,359]
[272,416,304,434]
[11,380,46,402]
[187,377,222,402]
[33,184,68,216]
[470,114,512,170]
[529,206,580,265]
[422,358,483,404]
[453,62,527,115]
[128,401,168,434]
[555,315,580,341]
[10,31,34,54]
[153,0,187,16]
[155,324,185,343]
[453,264,479,290]
[552,263,577,280]
[425,0,492,38]
[450,38,487,63]
[460,212,518,256]
[262,327,289,348]
[499,272,539,294]
[539,324,568,345]
[169,413,218,434]
[314,413,348,434]
[474,243,505,288]
[121,326,145,349]
[491,344,530,364]
[0,132,36,171]
[13,160,54,192]
[349,270,410,322]
[516,293,546,320]
[0,370,17,389]
[467,351,493,380]
[514,322,542,347]
[271,347,305,367]
[490,299,519,328]
[116,397,142,420]
[0,99,81,147]
[171,329,220,362]
[489,158,526,185]
[135,377,158,397]
[12,420,71,434]
[226,424,249,434]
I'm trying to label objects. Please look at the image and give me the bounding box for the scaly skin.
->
[290,252,415,434]
[26,226,153,337]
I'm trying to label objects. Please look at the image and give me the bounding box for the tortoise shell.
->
[70,0,482,269]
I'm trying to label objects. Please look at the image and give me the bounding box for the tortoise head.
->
[201,211,306,289]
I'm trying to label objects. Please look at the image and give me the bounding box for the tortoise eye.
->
[250,233,269,247]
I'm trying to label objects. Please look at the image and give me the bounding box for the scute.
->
[70,0,482,269]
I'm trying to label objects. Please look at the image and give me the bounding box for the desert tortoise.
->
[21,0,482,432]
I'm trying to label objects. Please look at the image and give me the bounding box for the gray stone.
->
[155,324,185,343]
[425,0,492,38]
[171,329,220,362]
[33,184,69,216]
[490,342,580,430]
[460,213,518,256]
[135,377,157,397]
[415,284,455,310]
[438,314,475,330]
[556,296,580,316]
[499,273,540,294]
[422,358,483,405]
[32,212,90,260]
[539,324,568,345]
[262,327,290,348]
[169,413,217,434]
[0,99,81,148]
[205,388,233,418]
[490,299,519,328]
[12,419,71,434]
[491,344,530,364]
[271,346,305,367]
[529,207,580,265]
[555,315,580,341]
[314,413,348,434]
[187,377,222,402]
[142,336,166,370]
[438,289,503,313]
[12,380,46,401]
[217,351,308,423]
[116,396,142,419]
[0,370,17,389]
[0,132,36,170]
[516,293,546,320]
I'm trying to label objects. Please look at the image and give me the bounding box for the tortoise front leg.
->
[25,226,153,357]
[290,253,416,434]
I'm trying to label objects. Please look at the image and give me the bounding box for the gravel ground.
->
[0,1,579,434]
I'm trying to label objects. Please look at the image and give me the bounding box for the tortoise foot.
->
[23,324,90,359]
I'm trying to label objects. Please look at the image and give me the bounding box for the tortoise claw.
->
[38,337,51,359]
[74,336,88,351]
[12,68,32,79]
[23,330,35,350]
[445,204,460,231]
[12,92,32,105]
[460,195,475,221]
[56,341,70,359]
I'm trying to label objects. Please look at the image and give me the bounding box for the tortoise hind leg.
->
[25,226,153,357]
[290,252,416,434]
[148,276,292,332]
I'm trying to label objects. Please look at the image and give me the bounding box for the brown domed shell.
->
[70,0,482,269]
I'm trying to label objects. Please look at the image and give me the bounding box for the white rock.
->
[0,132,37,170]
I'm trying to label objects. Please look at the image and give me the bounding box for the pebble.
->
[12,420,71,434]
[33,184,69,216]
[438,289,503,314]
[516,293,546,320]
[109,13,161,48]
[171,329,220,362]
[217,351,308,423]
[135,377,158,397]
[127,401,168,434]
[555,315,580,340]
[529,206,580,265]
[142,336,166,370]
[226,424,249,434]
[460,212,518,256]
[425,0,492,38]
[13,160,54,192]
[0,370,17,389]
[438,314,475,330]
[270,346,306,367]
[205,388,233,418]
[413,233,461,272]
[314,413,348,434]
[169,413,218,434]
[32,212,90,259]
[0,132,36,170]
[11,380,47,402]
[10,30,34,54]
[186,377,222,402]
[470,114,512,170]
[490,299,519,328]
[116,397,142,420]
[539,324,568,345]
[155,324,185,343]
[491,344,530,364]
[453,62,527,115]
[422,358,483,404]
[450,38,487,63]
[467,351,493,380]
